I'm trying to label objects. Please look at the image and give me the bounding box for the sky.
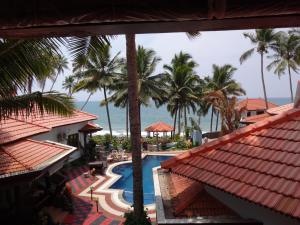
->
[33,28,298,102]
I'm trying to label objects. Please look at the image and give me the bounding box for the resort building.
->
[156,94,300,225]
[238,98,278,118]
[0,109,99,224]
[240,103,293,125]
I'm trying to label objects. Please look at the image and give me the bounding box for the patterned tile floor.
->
[62,166,124,225]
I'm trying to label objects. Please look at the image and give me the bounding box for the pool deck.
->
[61,151,184,225]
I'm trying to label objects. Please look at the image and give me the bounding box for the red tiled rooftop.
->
[241,113,271,124]
[0,139,75,178]
[0,110,97,144]
[167,172,237,217]
[267,103,293,115]
[238,98,278,111]
[0,118,49,144]
[79,122,102,133]
[145,121,174,132]
[162,107,300,219]
[16,110,97,129]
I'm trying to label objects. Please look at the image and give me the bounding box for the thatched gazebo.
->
[145,121,174,150]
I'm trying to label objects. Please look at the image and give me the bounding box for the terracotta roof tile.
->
[161,107,300,219]
[0,139,74,178]
[145,121,174,132]
[238,98,278,111]
[0,110,97,144]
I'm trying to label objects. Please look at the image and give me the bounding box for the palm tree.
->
[205,64,246,131]
[73,44,123,138]
[0,38,74,119]
[63,75,76,97]
[267,32,300,102]
[50,55,68,91]
[126,34,143,219]
[163,52,200,137]
[240,29,280,109]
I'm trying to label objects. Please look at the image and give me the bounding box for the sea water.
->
[76,98,291,136]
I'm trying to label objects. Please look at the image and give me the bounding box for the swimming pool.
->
[109,155,171,204]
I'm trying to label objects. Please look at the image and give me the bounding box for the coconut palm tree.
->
[267,32,300,102]
[105,46,166,138]
[240,29,280,109]
[50,55,68,91]
[63,75,76,97]
[73,44,123,138]
[205,64,246,131]
[0,38,74,119]
[125,33,144,219]
[163,52,200,136]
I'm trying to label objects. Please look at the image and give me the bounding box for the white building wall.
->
[205,185,299,225]
[32,121,91,161]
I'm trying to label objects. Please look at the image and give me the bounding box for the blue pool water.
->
[110,155,171,204]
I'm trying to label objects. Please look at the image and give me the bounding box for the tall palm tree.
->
[267,32,300,102]
[50,55,68,91]
[126,33,143,219]
[73,44,123,138]
[205,64,246,131]
[240,29,280,109]
[163,52,200,136]
[63,75,76,97]
[0,38,74,119]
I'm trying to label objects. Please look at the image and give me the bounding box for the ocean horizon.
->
[76,97,292,136]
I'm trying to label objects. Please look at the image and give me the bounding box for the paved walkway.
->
[62,166,124,225]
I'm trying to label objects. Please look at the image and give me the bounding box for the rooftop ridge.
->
[8,116,51,130]
[162,107,300,169]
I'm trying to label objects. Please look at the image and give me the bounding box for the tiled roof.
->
[145,121,174,132]
[0,118,49,144]
[162,107,300,219]
[16,110,97,129]
[166,171,237,217]
[240,113,271,124]
[241,103,293,124]
[267,103,293,115]
[238,98,278,111]
[0,139,75,178]
[79,122,102,133]
[0,110,97,145]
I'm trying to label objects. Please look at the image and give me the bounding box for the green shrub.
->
[123,209,151,225]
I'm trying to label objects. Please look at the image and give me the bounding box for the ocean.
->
[76,97,292,136]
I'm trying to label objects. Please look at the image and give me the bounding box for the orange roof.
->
[241,103,293,124]
[162,107,300,219]
[166,172,237,217]
[0,110,97,145]
[240,113,271,124]
[267,103,293,115]
[0,118,50,145]
[15,110,97,129]
[0,139,75,178]
[145,121,174,132]
[79,122,102,133]
[238,98,278,111]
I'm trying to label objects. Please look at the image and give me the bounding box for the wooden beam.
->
[0,14,299,38]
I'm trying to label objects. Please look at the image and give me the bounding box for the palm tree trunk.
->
[126,33,143,218]
[28,77,33,94]
[215,111,219,131]
[260,52,269,109]
[126,101,129,139]
[68,88,72,97]
[50,73,59,91]
[103,86,113,139]
[173,108,177,139]
[178,107,181,135]
[184,107,188,139]
[210,106,214,132]
[81,92,92,110]
[288,65,294,102]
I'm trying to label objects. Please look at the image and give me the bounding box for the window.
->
[67,133,79,147]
